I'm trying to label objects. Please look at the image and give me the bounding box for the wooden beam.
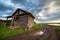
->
[11,16,14,26]
[6,18,8,27]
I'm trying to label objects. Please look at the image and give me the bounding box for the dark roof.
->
[17,13,34,18]
[6,8,35,18]
[6,16,12,18]
[12,8,31,16]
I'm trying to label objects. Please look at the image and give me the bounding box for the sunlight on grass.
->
[49,25,60,31]
[32,24,42,30]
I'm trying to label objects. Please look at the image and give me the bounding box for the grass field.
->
[51,25,60,31]
[0,23,42,39]
[0,23,60,39]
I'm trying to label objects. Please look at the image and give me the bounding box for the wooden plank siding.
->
[27,15,34,29]
[18,15,28,28]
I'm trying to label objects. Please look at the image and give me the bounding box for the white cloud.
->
[35,0,60,23]
[0,0,14,7]
[5,10,12,13]
[36,1,60,19]
[0,14,12,20]
[0,18,7,20]
[2,14,9,17]
[36,11,47,20]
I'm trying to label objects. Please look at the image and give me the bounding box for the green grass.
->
[0,24,26,39]
[0,23,60,39]
[0,23,42,39]
[32,24,42,30]
[49,25,60,31]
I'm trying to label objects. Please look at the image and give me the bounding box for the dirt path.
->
[3,25,58,40]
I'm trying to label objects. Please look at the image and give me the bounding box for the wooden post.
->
[6,17,8,27]
[3,20,5,27]
[11,16,14,26]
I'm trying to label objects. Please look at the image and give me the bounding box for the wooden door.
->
[19,16,28,27]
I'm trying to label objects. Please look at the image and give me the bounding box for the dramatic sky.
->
[0,0,60,23]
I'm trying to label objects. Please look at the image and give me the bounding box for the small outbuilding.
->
[6,8,35,30]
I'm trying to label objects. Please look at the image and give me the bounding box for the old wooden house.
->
[7,8,35,30]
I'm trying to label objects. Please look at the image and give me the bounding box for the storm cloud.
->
[0,0,60,23]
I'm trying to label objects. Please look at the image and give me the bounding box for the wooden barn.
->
[6,8,35,30]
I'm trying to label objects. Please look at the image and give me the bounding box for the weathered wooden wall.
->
[28,15,34,29]
[18,15,28,28]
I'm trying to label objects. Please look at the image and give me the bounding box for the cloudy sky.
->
[0,0,60,23]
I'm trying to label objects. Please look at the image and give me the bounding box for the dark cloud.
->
[0,4,12,11]
[11,0,46,13]
[0,0,60,22]
[11,0,26,5]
